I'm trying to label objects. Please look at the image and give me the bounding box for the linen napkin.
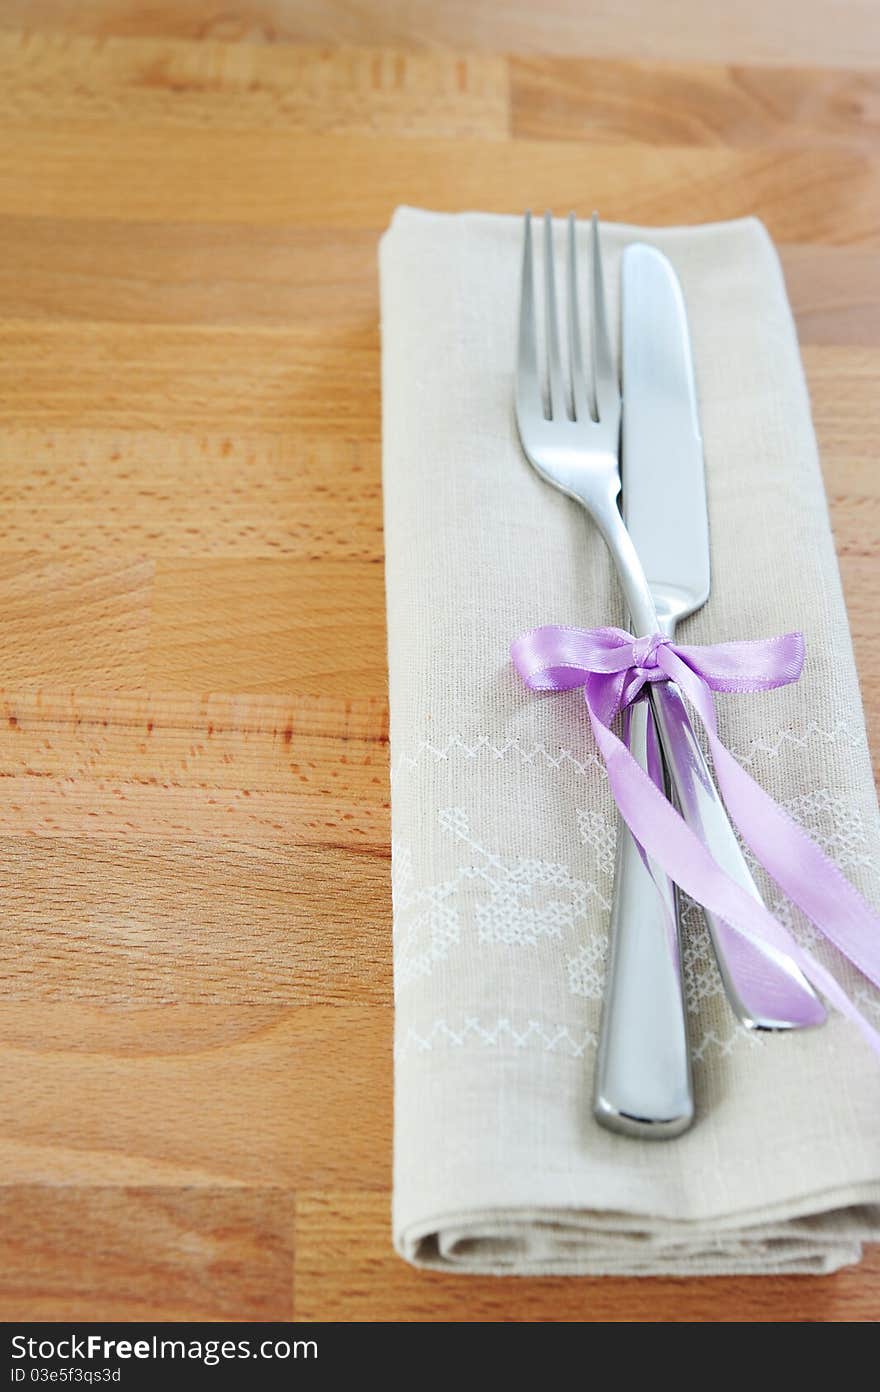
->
[380,207,880,1275]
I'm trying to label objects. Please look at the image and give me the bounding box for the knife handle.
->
[650,680,827,1030]
[594,697,694,1138]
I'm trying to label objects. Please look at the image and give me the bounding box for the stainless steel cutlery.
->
[515,212,826,1135]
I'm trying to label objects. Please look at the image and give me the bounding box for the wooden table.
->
[0,2,877,1323]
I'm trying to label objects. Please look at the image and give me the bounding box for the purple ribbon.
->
[511,624,880,1056]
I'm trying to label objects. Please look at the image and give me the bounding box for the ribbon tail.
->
[585,696,880,1059]
[660,648,880,991]
[707,732,880,982]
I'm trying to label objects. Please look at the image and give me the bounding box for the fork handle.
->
[594,697,693,1138]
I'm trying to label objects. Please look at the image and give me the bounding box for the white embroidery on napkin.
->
[393,808,609,985]
[390,735,603,783]
[395,1016,598,1060]
[854,985,880,1025]
[780,789,874,874]
[391,723,879,1062]
[692,1028,767,1063]
[576,806,617,876]
[566,936,608,999]
[728,720,865,766]
[391,838,461,985]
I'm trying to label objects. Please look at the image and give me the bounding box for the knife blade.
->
[620,245,708,628]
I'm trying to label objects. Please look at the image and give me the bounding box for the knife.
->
[594,244,826,1139]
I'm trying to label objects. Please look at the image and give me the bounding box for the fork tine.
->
[516,212,544,426]
[543,211,567,420]
[590,212,620,423]
[566,213,591,422]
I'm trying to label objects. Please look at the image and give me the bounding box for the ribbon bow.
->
[511,625,880,1056]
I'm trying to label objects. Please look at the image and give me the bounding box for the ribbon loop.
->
[512,624,880,1058]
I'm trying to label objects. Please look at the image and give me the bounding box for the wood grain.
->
[0,223,381,327]
[512,57,880,150]
[4,1,880,70]
[0,31,509,140]
[0,430,383,552]
[148,559,386,693]
[0,322,379,433]
[0,10,875,1324]
[0,1004,391,1188]
[782,245,880,347]
[0,839,390,1001]
[0,554,152,686]
[0,1186,295,1321]
[2,127,880,245]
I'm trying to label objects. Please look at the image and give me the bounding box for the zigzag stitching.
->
[396,1016,770,1066]
[391,722,863,780]
[395,1016,598,1059]
[390,735,604,781]
[726,720,864,765]
[691,1028,766,1063]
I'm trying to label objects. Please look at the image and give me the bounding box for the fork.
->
[515,212,826,1131]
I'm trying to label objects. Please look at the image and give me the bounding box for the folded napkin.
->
[380,207,880,1275]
